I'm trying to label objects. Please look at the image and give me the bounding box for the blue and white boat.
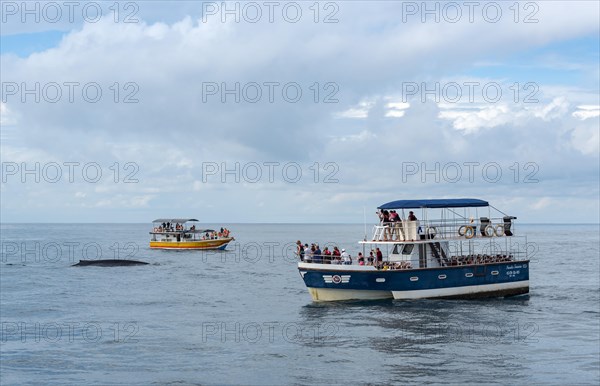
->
[298,198,530,301]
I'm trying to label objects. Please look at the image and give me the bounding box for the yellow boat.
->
[149,218,233,250]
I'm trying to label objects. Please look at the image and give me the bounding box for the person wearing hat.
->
[341,248,352,265]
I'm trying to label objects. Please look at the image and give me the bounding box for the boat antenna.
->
[363,207,367,241]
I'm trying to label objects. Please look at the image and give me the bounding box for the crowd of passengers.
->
[448,254,514,265]
[154,223,231,239]
[296,241,389,266]
[200,227,231,240]
[375,209,418,241]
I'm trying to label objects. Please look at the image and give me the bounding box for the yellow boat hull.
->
[149,238,233,250]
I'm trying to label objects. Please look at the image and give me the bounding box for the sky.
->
[0,0,599,223]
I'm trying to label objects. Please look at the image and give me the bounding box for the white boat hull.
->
[391,280,529,300]
[307,287,393,302]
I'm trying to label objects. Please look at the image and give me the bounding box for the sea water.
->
[1,223,599,385]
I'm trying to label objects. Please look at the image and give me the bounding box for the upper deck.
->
[363,198,517,245]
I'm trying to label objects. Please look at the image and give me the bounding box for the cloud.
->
[438,104,513,133]
[570,123,600,156]
[0,102,17,126]
[573,105,600,120]
[1,1,599,223]
[335,99,376,119]
[384,101,410,118]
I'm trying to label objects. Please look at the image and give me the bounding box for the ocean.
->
[1,223,599,385]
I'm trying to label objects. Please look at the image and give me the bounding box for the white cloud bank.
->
[1,1,598,223]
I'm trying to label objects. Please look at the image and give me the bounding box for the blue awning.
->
[378,198,489,210]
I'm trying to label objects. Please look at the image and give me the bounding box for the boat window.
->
[392,244,401,254]
[402,244,414,255]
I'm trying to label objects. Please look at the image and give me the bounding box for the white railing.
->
[369,216,516,242]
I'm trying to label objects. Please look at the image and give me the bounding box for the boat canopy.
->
[152,218,199,223]
[378,198,489,210]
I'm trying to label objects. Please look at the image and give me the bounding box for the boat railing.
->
[301,254,351,264]
[370,216,516,242]
[299,251,525,268]
[300,254,412,269]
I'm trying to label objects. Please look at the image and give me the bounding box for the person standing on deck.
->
[375,248,383,267]
[296,240,304,261]
[341,249,352,265]
[322,247,332,264]
[313,245,322,264]
[304,243,312,263]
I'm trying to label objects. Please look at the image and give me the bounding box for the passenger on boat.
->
[313,245,322,264]
[391,210,405,240]
[408,211,417,221]
[375,248,383,264]
[367,252,374,265]
[296,240,304,261]
[323,247,332,263]
[389,210,398,239]
[358,252,365,266]
[383,210,392,240]
[304,244,313,263]
[377,209,385,225]
[341,249,352,265]
[190,225,196,231]
[330,246,341,264]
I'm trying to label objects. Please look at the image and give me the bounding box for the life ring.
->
[484,225,495,237]
[427,226,437,239]
[458,225,467,236]
[494,224,505,237]
[464,226,475,239]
